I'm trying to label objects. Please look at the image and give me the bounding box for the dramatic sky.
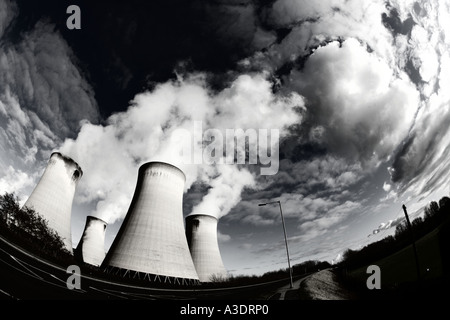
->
[1,0,450,276]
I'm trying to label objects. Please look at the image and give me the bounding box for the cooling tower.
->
[23,152,82,253]
[102,162,199,282]
[75,216,107,267]
[186,213,228,282]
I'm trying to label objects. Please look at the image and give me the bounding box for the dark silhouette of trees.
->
[339,195,450,270]
[439,197,450,212]
[0,192,72,264]
[395,220,408,241]
[425,201,439,220]
[199,259,331,289]
[411,216,423,227]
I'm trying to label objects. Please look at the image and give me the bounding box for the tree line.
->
[0,192,73,264]
[339,195,450,270]
[205,259,331,288]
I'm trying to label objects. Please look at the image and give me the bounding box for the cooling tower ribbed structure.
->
[23,152,82,253]
[75,216,107,267]
[186,213,228,282]
[102,162,199,282]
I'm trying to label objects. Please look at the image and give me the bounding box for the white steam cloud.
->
[60,73,304,224]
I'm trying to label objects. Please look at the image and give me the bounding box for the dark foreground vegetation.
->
[340,196,450,269]
[335,195,450,299]
[0,192,74,265]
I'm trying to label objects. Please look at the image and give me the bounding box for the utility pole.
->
[402,204,421,285]
[259,201,294,288]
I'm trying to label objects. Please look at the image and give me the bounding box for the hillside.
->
[339,217,450,299]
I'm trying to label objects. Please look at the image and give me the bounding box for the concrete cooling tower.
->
[23,152,82,253]
[102,162,199,283]
[75,216,107,267]
[185,213,228,282]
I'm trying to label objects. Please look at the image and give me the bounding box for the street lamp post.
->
[259,200,294,288]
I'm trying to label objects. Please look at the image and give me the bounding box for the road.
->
[267,275,310,300]
[0,235,203,300]
[0,235,306,300]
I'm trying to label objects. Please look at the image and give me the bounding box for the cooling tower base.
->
[103,266,201,286]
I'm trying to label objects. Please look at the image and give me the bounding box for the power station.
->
[21,154,228,285]
[102,162,199,283]
[75,216,107,267]
[186,213,228,282]
[23,152,82,253]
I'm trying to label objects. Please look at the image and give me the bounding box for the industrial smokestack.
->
[185,213,228,282]
[102,162,199,282]
[23,152,82,253]
[75,216,107,267]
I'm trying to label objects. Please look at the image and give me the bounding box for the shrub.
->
[0,192,72,264]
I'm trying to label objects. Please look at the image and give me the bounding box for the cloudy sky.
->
[1,0,450,276]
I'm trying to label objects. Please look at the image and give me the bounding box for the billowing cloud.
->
[388,0,450,200]
[245,0,396,74]
[288,37,419,167]
[0,3,99,198]
[237,2,450,254]
[0,21,99,139]
[0,165,35,204]
[60,72,304,224]
[228,3,427,251]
